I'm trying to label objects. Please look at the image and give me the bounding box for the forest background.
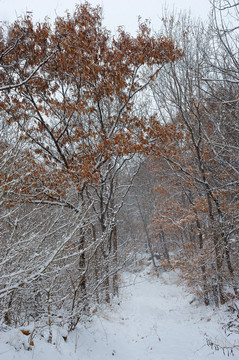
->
[0,0,239,347]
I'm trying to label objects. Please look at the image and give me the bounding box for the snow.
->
[0,268,238,360]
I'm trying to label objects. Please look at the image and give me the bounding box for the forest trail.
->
[0,268,236,360]
[77,269,231,360]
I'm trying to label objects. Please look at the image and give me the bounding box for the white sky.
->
[0,0,211,34]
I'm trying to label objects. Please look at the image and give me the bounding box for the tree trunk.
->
[112,223,119,297]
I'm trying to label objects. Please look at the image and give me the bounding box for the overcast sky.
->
[0,0,212,34]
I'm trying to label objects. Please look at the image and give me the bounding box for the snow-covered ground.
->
[1,268,238,360]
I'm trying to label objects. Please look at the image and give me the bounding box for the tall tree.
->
[0,2,182,330]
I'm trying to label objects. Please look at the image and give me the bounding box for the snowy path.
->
[77,270,233,360]
[1,269,236,359]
